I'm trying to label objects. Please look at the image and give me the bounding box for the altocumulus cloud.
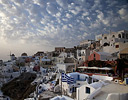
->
[0,0,128,60]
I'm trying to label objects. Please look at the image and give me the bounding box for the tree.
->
[88,60,103,67]
[116,58,128,80]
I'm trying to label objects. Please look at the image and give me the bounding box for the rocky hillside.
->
[1,72,37,100]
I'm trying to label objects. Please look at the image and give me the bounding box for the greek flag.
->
[61,73,74,84]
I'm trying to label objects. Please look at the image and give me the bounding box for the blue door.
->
[78,75,80,80]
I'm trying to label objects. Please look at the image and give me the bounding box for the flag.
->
[61,73,68,82]
[61,73,74,84]
[67,76,74,84]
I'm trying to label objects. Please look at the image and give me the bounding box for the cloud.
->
[83,32,88,37]
[96,10,111,26]
[66,13,72,18]
[89,20,101,29]
[68,24,73,28]
[46,2,58,15]
[91,0,102,10]
[82,12,89,17]
[55,12,61,17]
[97,10,104,20]
[56,0,68,9]
[62,18,68,22]
[86,17,91,21]
[106,0,118,7]
[118,8,128,22]
[69,6,82,15]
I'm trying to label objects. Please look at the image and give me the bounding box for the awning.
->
[78,66,99,69]
[78,66,113,70]
[77,66,88,68]
[98,67,113,70]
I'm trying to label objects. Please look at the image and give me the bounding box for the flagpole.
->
[61,72,62,97]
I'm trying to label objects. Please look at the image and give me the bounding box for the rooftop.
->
[97,52,111,56]
[120,47,128,54]
[93,82,128,100]
[50,95,74,100]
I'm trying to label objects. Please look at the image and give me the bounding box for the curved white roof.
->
[50,95,74,100]
[67,72,89,77]
[90,81,104,89]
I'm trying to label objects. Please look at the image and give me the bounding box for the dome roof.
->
[11,54,15,56]
[21,53,27,56]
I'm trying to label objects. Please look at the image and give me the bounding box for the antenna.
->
[7,51,11,56]
[10,51,11,56]
[110,30,111,34]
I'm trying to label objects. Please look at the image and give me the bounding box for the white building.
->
[10,54,16,61]
[34,56,40,65]
[0,60,3,66]
[100,30,128,46]
[56,52,74,64]
[76,81,106,100]
[1,65,13,74]
[103,42,128,55]
[56,52,67,64]
[96,30,128,54]
[77,49,90,62]
[80,40,95,48]
[95,34,103,41]
[17,53,30,64]
[77,49,86,61]
[59,52,74,58]
[57,63,76,73]
[40,56,51,65]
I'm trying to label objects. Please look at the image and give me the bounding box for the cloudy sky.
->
[0,0,128,61]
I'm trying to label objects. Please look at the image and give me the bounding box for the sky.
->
[0,0,128,61]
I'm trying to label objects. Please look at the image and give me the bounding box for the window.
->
[112,35,115,38]
[126,34,128,39]
[86,87,90,94]
[94,53,96,60]
[70,88,72,93]
[79,53,81,56]
[122,33,125,38]
[115,45,119,48]
[103,43,109,46]
[104,37,107,39]
[39,86,42,89]
[72,87,76,92]
[118,34,121,38]
[78,75,80,80]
